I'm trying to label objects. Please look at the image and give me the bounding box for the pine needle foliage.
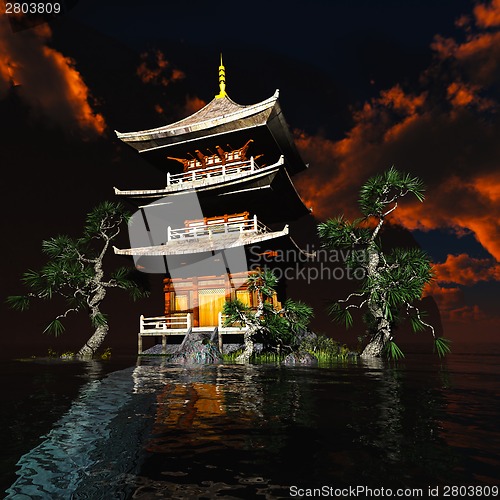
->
[7,201,150,354]
[222,269,313,354]
[384,340,405,360]
[434,337,452,358]
[318,167,450,358]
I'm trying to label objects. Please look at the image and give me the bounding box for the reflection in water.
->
[5,364,155,499]
[5,354,500,498]
[352,358,454,486]
[81,359,106,381]
[436,354,500,484]
[362,358,405,463]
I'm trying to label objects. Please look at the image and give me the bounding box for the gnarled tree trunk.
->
[361,319,392,357]
[361,247,392,358]
[236,290,264,363]
[236,326,256,363]
[77,323,109,358]
[77,286,108,358]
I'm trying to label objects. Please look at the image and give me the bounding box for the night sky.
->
[1,0,499,356]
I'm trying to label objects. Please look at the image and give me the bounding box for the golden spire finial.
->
[215,53,227,99]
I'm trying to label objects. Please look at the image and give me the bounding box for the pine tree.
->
[318,167,451,359]
[223,268,313,362]
[7,201,149,358]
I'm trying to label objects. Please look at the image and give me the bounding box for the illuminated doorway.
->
[198,288,226,327]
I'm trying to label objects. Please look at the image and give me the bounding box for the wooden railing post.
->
[218,312,223,352]
[250,156,254,171]
[253,214,258,232]
[166,172,170,186]
[138,314,144,354]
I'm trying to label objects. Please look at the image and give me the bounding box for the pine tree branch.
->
[54,307,80,321]
[382,201,398,217]
[406,303,435,338]
[345,299,368,310]
[75,248,97,264]
[338,292,367,304]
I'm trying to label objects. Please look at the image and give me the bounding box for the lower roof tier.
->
[114,224,289,257]
[114,216,314,277]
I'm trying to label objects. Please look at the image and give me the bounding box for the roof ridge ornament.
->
[215,53,227,99]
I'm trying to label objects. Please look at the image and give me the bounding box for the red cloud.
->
[379,85,426,114]
[395,173,500,261]
[137,50,185,87]
[294,85,428,220]
[154,103,165,115]
[423,282,493,327]
[0,19,105,135]
[474,0,500,28]
[447,81,496,111]
[295,1,500,264]
[433,254,500,285]
[183,95,206,116]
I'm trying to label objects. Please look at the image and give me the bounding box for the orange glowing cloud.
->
[293,1,500,336]
[183,95,206,116]
[433,254,500,286]
[379,85,426,115]
[137,50,185,87]
[0,19,105,135]
[295,0,500,267]
[423,282,493,326]
[474,0,500,28]
[41,46,106,134]
[295,84,427,220]
[432,16,500,87]
[395,173,500,261]
[446,81,489,109]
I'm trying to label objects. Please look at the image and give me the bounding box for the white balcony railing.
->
[167,215,269,242]
[139,313,192,334]
[218,312,248,334]
[166,156,258,186]
[138,313,193,354]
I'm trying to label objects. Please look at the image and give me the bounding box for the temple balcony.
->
[137,312,249,354]
[166,155,259,185]
[113,156,283,199]
[113,212,289,257]
[167,213,268,242]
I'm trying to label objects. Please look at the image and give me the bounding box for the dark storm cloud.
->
[295,0,500,262]
[0,13,105,135]
[292,0,500,333]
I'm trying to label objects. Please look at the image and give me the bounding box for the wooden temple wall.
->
[163,272,280,327]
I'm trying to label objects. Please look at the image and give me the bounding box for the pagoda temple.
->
[113,57,312,351]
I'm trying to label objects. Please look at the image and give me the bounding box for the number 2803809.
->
[5,3,61,14]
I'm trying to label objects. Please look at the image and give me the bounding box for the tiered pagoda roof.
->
[115,91,307,176]
[113,59,311,258]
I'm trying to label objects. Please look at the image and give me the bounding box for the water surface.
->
[2,350,499,498]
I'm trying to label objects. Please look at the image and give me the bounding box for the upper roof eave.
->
[115,90,280,144]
